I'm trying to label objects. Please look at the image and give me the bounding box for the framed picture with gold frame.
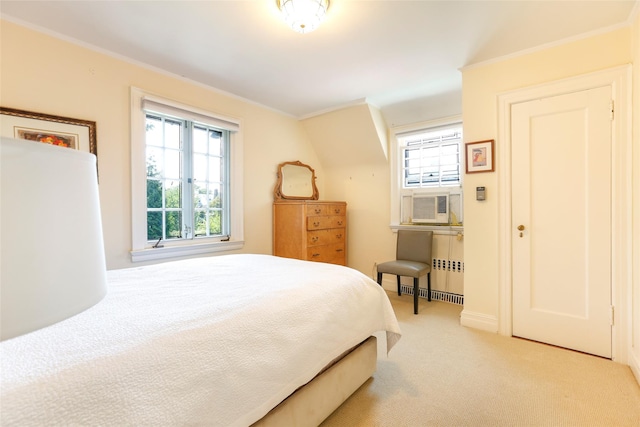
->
[0,107,97,157]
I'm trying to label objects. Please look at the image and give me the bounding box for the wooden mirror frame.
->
[273,160,319,201]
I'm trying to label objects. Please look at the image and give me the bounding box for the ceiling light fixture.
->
[277,0,330,34]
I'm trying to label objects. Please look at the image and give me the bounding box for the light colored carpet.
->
[321,292,640,427]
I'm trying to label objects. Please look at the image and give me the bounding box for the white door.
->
[511,86,612,358]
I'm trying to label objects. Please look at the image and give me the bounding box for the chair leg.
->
[427,272,432,301]
[396,276,402,296]
[413,277,419,314]
[376,272,382,286]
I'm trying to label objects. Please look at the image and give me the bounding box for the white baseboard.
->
[629,348,640,387]
[460,309,499,333]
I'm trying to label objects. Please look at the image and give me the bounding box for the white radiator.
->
[399,285,464,306]
[392,232,464,305]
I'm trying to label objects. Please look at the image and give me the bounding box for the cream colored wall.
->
[321,163,394,280]
[302,104,395,280]
[0,20,323,270]
[461,27,633,333]
[631,10,640,381]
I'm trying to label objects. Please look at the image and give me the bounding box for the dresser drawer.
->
[307,228,346,247]
[307,215,346,230]
[306,204,326,216]
[307,243,346,264]
[306,203,346,217]
[326,204,345,216]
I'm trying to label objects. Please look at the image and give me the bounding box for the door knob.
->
[517,225,525,231]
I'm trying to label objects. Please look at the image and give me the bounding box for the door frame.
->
[497,65,632,363]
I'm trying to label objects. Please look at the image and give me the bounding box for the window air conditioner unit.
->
[411,193,449,224]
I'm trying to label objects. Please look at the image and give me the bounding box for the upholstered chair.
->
[376,230,433,314]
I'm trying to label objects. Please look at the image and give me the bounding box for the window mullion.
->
[183,123,194,240]
[438,141,443,186]
[161,117,168,241]
[222,134,231,236]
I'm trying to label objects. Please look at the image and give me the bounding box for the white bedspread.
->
[1,254,401,426]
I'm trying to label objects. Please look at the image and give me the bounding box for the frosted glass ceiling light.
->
[277,0,329,34]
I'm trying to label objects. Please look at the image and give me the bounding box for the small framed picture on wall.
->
[465,139,494,173]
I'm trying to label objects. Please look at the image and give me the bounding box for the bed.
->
[0,254,401,426]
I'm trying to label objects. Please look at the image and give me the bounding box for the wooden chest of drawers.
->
[273,200,347,266]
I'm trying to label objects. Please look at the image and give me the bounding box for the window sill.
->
[130,239,244,263]
[390,223,463,235]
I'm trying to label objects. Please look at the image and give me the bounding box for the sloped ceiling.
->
[1,1,636,127]
[1,1,636,169]
[302,103,389,168]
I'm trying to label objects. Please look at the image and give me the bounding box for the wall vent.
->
[399,285,464,306]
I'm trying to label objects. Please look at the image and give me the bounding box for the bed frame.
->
[251,336,377,426]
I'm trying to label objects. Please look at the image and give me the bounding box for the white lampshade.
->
[1,137,107,341]
[277,0,329,33]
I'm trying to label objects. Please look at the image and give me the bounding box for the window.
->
[145,114,229,242]
[389,116,463,227]
[399,126,462,189]
[130,88,244,262]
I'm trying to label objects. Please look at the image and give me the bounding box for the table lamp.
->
[1,137,107,341]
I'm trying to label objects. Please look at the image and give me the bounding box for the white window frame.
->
[389,115,463,229]
[130,87,244,262]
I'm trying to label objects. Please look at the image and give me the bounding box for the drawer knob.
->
[313,221,320,227]
[336,234,342,239]
[311,237,319,243]
[337,221,343,226]
[336,249,343,252]
[311,253,320,258]
[315,208,322,214]
[334,208,341,213]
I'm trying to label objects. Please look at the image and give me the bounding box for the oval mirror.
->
[274,160,319,200]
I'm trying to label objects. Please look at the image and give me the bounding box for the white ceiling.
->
[1,1,637,126]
